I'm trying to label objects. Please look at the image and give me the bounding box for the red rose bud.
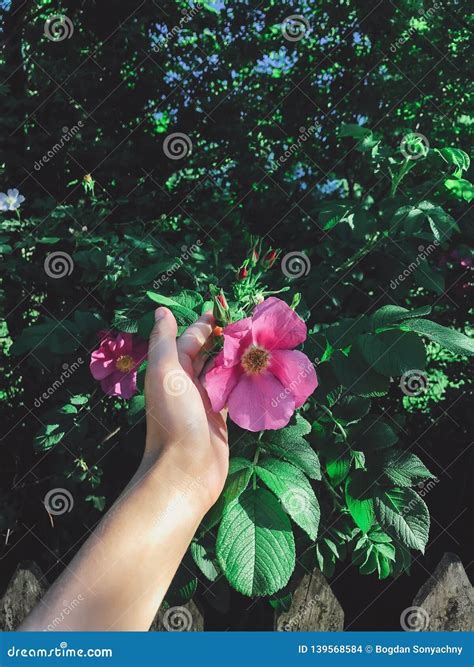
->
[251,249,259,265]
[213,289,230,326]
[238,265,248,280]
[263,249,277,268]
[217,293,228,310]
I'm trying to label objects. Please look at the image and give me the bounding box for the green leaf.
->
[338,123,372,139]
[404,319,474,356]
[255,457,320,540]
[85,495,106,511]
[345,471,375,533]
[69,394,89,406]
[262,416,320,480]
[34,423,66,451]
[146,291,197,324]
[374,487,430,553]
[201,458,253,533]
[316,539,337,577]
[378,450,435,487]
[127,394,145,424]
[216,488,295,597]
[350,417,399,451]
[136,311,155,339]
[326,453,352,486]
[370,305,432,329]
[191,540,220,582]
[331,349,390,397]
[444,177,474,202]
[435,147,470,177]
[269,592,292,613]
[331,395,371,423]
[356,330,426,377]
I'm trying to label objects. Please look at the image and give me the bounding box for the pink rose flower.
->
[90,332,147,399]
[204,297,318,431]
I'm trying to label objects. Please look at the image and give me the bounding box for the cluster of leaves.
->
[0,0,472,612]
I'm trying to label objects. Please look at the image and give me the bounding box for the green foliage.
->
[0,0,471,607]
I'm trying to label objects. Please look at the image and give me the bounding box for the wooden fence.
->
[1,553,472,632]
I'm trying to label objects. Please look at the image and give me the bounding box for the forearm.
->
[20,450,207,631]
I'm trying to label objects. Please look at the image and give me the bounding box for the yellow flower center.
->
[241,346,270,375]
[115,354,135,373]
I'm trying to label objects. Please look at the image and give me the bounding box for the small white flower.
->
[0,188,26,211]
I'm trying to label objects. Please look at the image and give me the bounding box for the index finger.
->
[177,311,214,365]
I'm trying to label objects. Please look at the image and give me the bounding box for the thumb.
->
[147,307,179,368]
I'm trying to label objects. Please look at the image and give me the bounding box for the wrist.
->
[137,446,213,518]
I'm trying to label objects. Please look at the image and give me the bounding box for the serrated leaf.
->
[326,453,352,486]
[255,457,320,540]
[331,395,371,423]
[146,291,197,324]
[262,416,320,480]
[201,458,253,534]
[331,349,390,397]
[370,305,432,329]
[404,319,474,356]
[435,147,470,177]
[216,488,295,597]
[357,330,426,377]
[191,541,220,582]
[350,417,399,451]
[345,471,375,533]
[378,450,435,487]
[374,487,430,553]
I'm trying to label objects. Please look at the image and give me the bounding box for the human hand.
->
[143,307,229,513]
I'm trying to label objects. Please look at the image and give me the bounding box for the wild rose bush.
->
[1,0,473,615]
[2,129,473,606]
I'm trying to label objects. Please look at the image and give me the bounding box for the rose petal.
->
[222,317,253,367]
[204,352,242,411]
[227,372,295,431]
[101,370,137,399]
[251,297,307,350]
[90,350,116,380]
[269,349,318,408]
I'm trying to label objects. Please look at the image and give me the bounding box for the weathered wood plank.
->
[404,553,473,631]
[275,569,344,631]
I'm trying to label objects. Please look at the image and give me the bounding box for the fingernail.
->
[155,307,167,321]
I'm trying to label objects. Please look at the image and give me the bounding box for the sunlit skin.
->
[21,308,228,631]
